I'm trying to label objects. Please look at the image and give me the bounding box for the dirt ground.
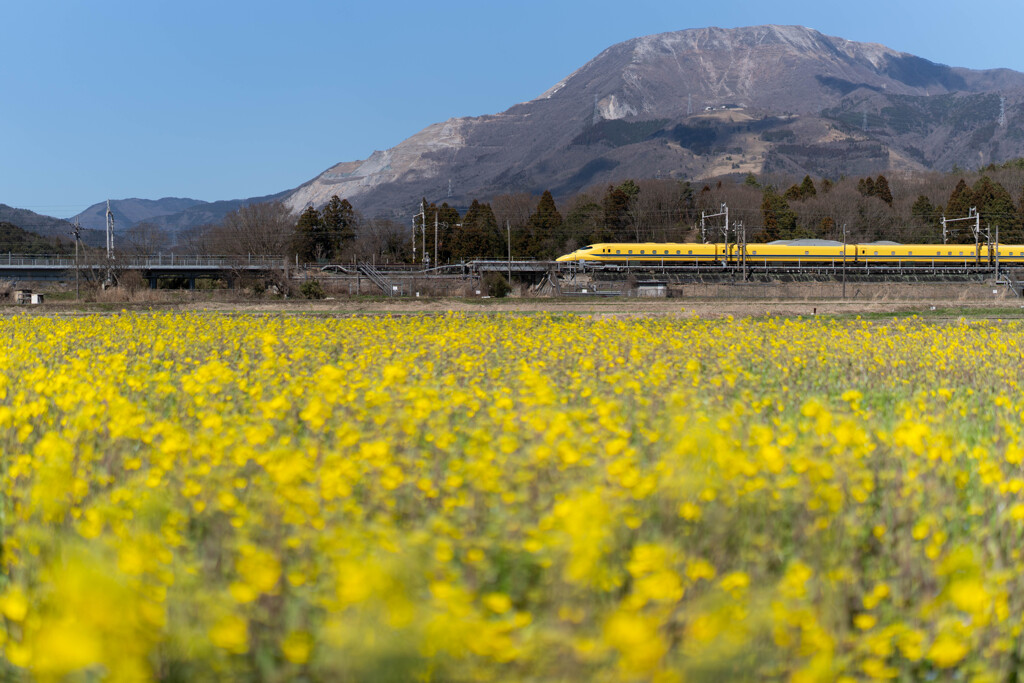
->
[7,280,1023,319]
[186,298,1024,319]
[11,297,1017,320]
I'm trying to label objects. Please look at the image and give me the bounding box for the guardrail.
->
[0,254,287,268]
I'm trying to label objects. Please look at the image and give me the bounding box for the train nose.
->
[555,253,576,262]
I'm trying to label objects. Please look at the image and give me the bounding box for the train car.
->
[556,242,1024,266]
[555,243,724,264]
[734,243,850,264]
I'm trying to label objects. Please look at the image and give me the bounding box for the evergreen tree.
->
[799,175,817,199]
[293,205,326,262]
[857,177,876,197]
[946,179,973,220]
[743,173,760,187]
[450,200,502,260]
[519,190,563,258]
[874,174,893,206]
[564,201,606,247]
[783,184,803,201]
[618,179,641,200]
[321,195,356,257]
[972,176,1019,242]
[1013,187,1024,243]
[602,184,632,239]
[911,195,943,241]
[820,178,834,194]
[435,203,461,263]
[757,187,797,241]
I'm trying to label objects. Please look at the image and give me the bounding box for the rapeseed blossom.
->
[0,311,1023,679]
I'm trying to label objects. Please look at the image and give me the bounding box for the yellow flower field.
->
[1,311,1023,680]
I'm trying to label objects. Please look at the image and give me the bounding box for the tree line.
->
[112,158,1024,262]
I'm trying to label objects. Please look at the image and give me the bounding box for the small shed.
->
[14,290,31,305]
[30,293,44,305]
[636,281,668,298]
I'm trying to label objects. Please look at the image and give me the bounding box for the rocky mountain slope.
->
[64,25,1024,232]
[286,25,1024,217]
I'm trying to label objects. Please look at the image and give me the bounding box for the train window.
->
[752,250,757,255]
[909,251,913,255]
[874,251,878,255]
[891,252,896,256]
[616,250,621,254]
[936,251,941,255]
[628,250,633,254]
[959,251,963,256]
[640,250,645,254]
[687,250,692,255]
[805,251,809,255]
[676,250,681,254]
[948,252,952,256]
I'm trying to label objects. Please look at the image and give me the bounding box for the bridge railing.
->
[0,254,287,268]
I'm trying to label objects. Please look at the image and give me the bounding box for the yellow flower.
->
[209,615,249,654]
[928,633,968,668]
[281,631,313,664]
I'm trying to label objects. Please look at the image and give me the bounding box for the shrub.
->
[301,279,325,299]
[483,272,511,298]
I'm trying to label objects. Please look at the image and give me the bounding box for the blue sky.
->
[4,0,1024,218]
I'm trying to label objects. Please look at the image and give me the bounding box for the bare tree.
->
[123,221,172,255]
[491,193,535,234]
[351,218,411,264]
[208,202,296,256]
[176,224,218,256]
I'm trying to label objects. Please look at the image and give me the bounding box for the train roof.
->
[767,239,903,246]
[767,239,843,246]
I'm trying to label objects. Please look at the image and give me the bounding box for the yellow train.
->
[555,242,1024,265]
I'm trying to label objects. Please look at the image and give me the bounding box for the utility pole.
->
[941,207,978,250]
[842,223,847,300]
[421,198,427,268]
[701,203,728,254]
[737,220,747,280]
[105,199,115,259]
[507,220,512,285]
[995,224,1000,277]
[412,200,428,264]
[71,218,82,301]
[434,212,439,269]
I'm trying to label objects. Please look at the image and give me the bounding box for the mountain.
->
[144,190,292,233]
[69,192,292,237]
[0,221,74,254]
[0,204,106,248]
[285,25,1024,217]
[72,197,208,231]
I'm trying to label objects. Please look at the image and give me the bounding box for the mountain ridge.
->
[59,25,1024,231]
[283,25,1024,217]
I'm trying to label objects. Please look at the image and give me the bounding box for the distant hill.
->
[145,190,292,233]
[0,221,73,254]
[72,197,208,231]
[0,204,105,247]
[69,191,292,237]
